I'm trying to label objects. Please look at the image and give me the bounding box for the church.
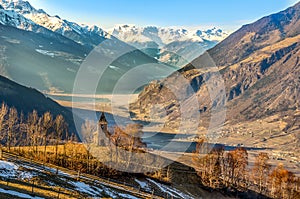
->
[93,111,147,149]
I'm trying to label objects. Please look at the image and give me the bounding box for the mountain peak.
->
[0,0,109,46]
[0,0,41,14]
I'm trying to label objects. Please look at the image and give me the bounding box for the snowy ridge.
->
[23,12,107,39]
[0,4,36,30]
[0,0,44,15]
[0,1,62,38]
[0,0,108,46]
[109,24,230,47]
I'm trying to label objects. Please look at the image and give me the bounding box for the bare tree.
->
[54,114,66,163]
[224,147,248,188]
[7,107,18,151]
[81,120,97,173]
[193,139,224,189]
[252,152,271,193]
[270,164,298,199]
[0,103,8,157]
[27,110,40,156]
[41,112,53,162]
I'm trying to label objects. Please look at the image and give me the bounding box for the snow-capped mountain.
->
[0,0,230,67]
[0,0,108,48]
[0,0,45,14]
[109,25,229,67]
[0,0,161,94]
[0,2,68,38]
[110,24,229,47]
[0,4,35,30]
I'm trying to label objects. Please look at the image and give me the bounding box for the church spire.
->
[99,111,107,123]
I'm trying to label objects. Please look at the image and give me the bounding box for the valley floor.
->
[51,93,300,178]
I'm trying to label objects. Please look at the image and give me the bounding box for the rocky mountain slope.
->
[130,2,300,150]
[205,1,300,67]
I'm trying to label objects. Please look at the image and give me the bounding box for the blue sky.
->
[27,0,299,31]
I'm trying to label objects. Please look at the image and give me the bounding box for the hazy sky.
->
[27,0,300,31]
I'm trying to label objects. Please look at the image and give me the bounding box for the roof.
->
[99,112,107,123]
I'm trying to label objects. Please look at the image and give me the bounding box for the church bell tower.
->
[98,112,108,136]
[95,112,110,146]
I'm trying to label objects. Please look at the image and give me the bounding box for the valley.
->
[0,0,299,198]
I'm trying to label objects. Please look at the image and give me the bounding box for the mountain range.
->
[0,0,167,94]
[0,0,108,49]
[110,25,228,46]
[110,25,229,67]
[0,0,230,94]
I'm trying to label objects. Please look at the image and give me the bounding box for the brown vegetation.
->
[192,138,300,198]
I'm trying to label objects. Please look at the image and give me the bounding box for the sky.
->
[27,0,300,31]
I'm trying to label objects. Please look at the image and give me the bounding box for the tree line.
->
[0,103,161,178]
[0,103,119,177]
[192,138,300,199]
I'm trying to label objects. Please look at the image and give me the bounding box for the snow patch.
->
[35,49,55,57]
[109,65,122,72]
[118,193,140,199]
[147,178,194,199]
[0,161,35,180]
[134,179,150,191]
[0,160,18,178]
[71,181,101,196]
[0,160,18,170]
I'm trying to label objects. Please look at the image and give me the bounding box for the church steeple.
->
[98,111,109,137]
[94,111,110,146]
[99,112,107,123]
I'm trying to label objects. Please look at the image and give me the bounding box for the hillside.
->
[130,2,300,152]
[0,75,79,135]
[205,1,300,67]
